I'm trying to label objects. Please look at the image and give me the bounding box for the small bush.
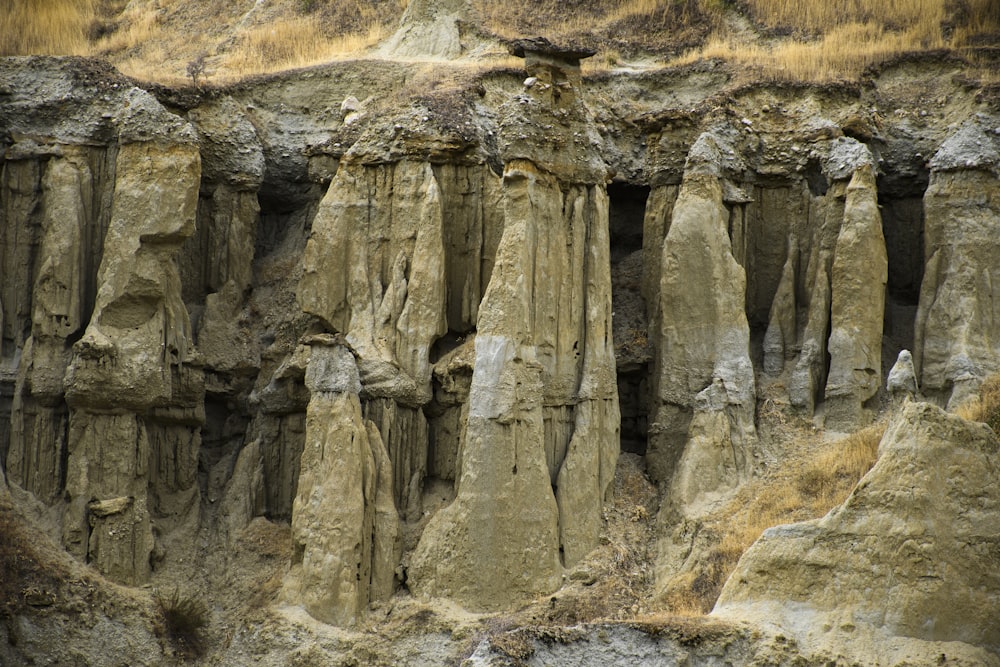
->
[156,588,209,659]
[186,53,207,87]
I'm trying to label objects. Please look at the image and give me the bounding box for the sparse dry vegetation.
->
[2,0,997,83]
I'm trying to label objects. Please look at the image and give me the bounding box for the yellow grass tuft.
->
[955,374,1000,431]
[0,0,95,56]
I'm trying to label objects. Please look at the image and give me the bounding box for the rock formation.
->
[646,130,756,490]
[2,50,1000,666]
[915,115,1000,408]
[281,340,399,626]
[379,0,471,60]
[823,163,887,429]
[715,401,1000,662]
[409,40,619,609]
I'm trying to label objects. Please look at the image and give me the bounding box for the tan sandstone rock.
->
[410,155,619,607]
[824,164,887,429]
[283,343,399,626]
[647,133,756,487]
[58,103,202,584]
[715,400,1000,662]
[915,117,1000,408]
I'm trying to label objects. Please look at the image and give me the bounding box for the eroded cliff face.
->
[2,50,1000,665]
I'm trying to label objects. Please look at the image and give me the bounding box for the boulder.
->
[887,349,918,401]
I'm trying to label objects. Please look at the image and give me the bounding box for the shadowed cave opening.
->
[878,164,928,366]
[608,182,652,455]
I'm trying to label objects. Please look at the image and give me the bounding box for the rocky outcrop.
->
[715,400,1000,661]
[61,97,202,585]
[380,0,471,60]
[409,43,619,609]
[915,115,1000,408]
[282,340,399,626]
[4,53,1000,659]
[647,131,755,490]
[0,71,203,585]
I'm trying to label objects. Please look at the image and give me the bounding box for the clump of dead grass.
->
[955,374,1000,432]
[156,587,210,659]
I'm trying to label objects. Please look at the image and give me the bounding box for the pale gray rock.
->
[887,349,918,398]
[379,0,469,59]
[915,117,1000,407]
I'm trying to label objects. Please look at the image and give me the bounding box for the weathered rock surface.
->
[409,43,619,608]
[379,0,471,60]
[2,51,1000,665]
[823,163,887,429]
[647,131,756,488]
[887,348,918,401]
[915,115,1000,408]
[282,342,399,626]
[715,400,1000,661]
[409,158,619,608]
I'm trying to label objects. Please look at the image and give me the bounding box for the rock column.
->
[409,40,620,608]
[61,92,202,585]
[282,340,399,626]
[915,117,1000,407]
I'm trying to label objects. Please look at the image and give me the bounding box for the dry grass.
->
[672,0,1000,81]
[745,0,947,37]
[955,374,1000,431]
[0,0,95,56]
[219,18,388,79]
[675,23,943,81]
